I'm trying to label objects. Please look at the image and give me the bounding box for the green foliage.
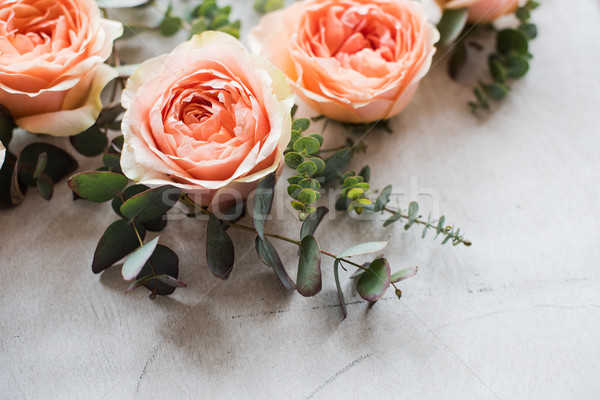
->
[254,0,285,14]
[160,5,182,36]
[69,171,129,203]
[337,240,389,259]
[335,170,373,215]
[333,260,347,319]
[132,244,183,297]
[437,8,468,45]
[207,214,235,280]
[356,257,391,302]
[300,206,328,239]
[189,0,241,38]
[255,236,296,291]
[253,172,276,239]
[297,235,322,297]
[468,1,539,112]
[93,219,146,274]
[120,186,180,223]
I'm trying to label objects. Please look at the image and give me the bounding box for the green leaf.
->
[255,237,296,291]
[300,206,328,239]
[497,29,529,56]
[504,55,530,79]
[120,186,180,222]
[287,184,302,199]
[334,260,347,319]
[309,157,326,174]
[136,245,180,296]
[374,185,392,212]
[482,82,509,100]
[69,171,128,203]
[92,219,146,274]
[32,152,47,180]
[408,202,419,222]
[307,133,324,146]
[384,211,402,227]
[356,258,391,302]
[292,118,310,133]
[190,17,209,36]
[69,125,108,157]
[122,236,159,281]
[36,174,53,200]
[253,172,276,240]
[321,149,352,184]
[293,137,320,155]
[17,143,78,187]
[390,266,418,283]
[297,160,317,177]
[437,8,468,45]
[206,215,235,280]
[296,235,322,297]
[337,240,389,259]
[298,178,320,190]
[160,15,182,36]
[489,57,507,83]
[518,23,537,40]
[297,188,316,204]
[111,184,167,231]
[358,165,371,183]
[0,151,19,208]
[284,152,304,169]
[448,40,467,80]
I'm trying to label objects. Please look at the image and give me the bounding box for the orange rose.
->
[0,0,122,136]
[249,0,439,123]
[444,0,521,23]
[120,32,294,211]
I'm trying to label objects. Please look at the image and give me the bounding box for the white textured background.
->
[1,0,599,399]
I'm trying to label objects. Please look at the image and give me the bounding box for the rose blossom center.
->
[153,70,271,181]
[0,0,80,57]
[300,2,412,74]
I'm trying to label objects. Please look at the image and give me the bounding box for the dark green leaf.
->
[497,29,529,56]
[17,143,78,187]
[374,185,392,212]
[69,125,108,157]
[36,174,53,200]
[504,55,530,79]
[120,186,180,222]
[296,235,322,297]
[207,215,235,280]
[358,165,371,183]
[384,212,402,227]
[253,173,276,240]
[122,236,159,280]
[482,82,509,100]
[297,188,316,204]
[489,57,507,83]
[309,157,326,174]
[160,15,182,36]
[300,206,328,239]
[69,171,128,203]
[0,151,19,208]
[307,133,324,146]
[92,219,146,274]
[449,40,467,80]
[320,149,352,184]
[437,8,468,45]
[356,258,391,302]
[284,152,304,169]
[255,236,295,291]
[32,152,47,180]
[136,245,180,296]
[518,23,537,40]
[334,260,347,319]
[287,184,302,199]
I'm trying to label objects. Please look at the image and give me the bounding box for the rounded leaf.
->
[356,258,391,302]
[69,171,128,203]
[297,235,322,297]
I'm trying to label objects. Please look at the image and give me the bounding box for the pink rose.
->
[445,0,520,23]
[120,31,294,211]
[0,0,122,136]
[249,0,439,123]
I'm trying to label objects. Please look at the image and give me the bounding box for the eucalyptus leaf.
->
[36,174,53,200]
[69,125,108,157]
[296,235,322,297]
[69,171,128,203]
[334,260,347,319]
[207,215,235,280]
[136,245,180,296]
[449,40,467,80]
[122,237,159,281]
[437,8,468,45]
[300,206,328,239]
[390,266,418,283]
[337,240,389,259]
[93,219,146,274]
[497,29,529,56]
[374,185,392,212]
[253,173,276,240]
[255,236,296,291]
[321,149,352,184]
[292,118,310,133]
[356,258,391,302]
[120,186,180,222]
[17,143,77,187]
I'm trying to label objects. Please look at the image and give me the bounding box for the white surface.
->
[2,1,600,399]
